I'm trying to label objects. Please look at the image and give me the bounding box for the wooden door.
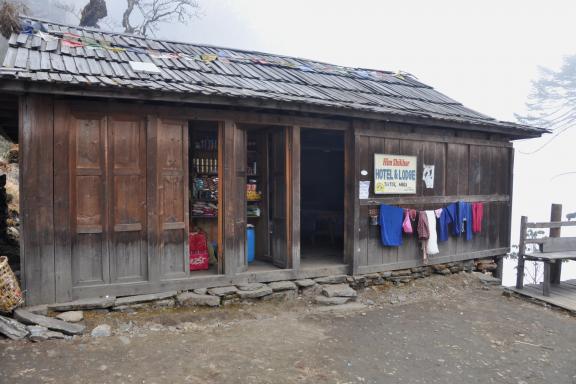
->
[70,114,109,286]
[69,112,149,286]
[108,115,148,282]
[269,127,289,268]
[157,119,189,279]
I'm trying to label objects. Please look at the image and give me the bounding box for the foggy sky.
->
[19,1,576,266]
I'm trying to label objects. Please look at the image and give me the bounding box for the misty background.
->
[7,0,576,285]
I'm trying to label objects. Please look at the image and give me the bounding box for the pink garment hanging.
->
[402,209,413,234]
[472,202,484,233]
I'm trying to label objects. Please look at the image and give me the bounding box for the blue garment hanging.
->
[379,204,404,247]
[438,203,457,242]
[457,201,473,241]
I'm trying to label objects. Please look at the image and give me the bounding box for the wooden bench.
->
[516,215,576,296]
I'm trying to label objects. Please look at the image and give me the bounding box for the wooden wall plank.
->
[289,126,301,270]
[146,115,160,282]
[20,94,56,305]
[53,101,72,302]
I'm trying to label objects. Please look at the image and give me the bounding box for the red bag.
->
[189,232,209,271]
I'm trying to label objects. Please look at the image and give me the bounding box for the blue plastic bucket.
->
[246,225,255,264]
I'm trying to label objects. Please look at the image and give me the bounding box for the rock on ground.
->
[321,284,357,298]
[91,324,112,338]
[177,292,220,307]
[55,311,84,323]
[0,315,29,340]
[13,309,85,335]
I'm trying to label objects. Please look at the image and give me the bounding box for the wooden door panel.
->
[75,119,102,170]
[72,233,107,285]
[157,119,189,279]
[108,116,147,283]
[235,127,247,272]
[71,115,108,286]
[76,175,103,228]
[270,128,288,268]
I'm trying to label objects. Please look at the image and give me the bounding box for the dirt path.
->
[1,274,575,384]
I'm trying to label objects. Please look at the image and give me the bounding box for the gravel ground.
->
[1,273,575,384]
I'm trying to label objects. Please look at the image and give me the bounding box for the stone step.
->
[48,297,116,312]
[114,291,177,307]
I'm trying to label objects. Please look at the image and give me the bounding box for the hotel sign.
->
[374,154,417,194]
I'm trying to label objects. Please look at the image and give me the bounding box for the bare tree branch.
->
[121,0,201,37]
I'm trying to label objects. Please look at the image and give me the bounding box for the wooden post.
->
[550,203,562,284]
[515,216,528,289]
[543,261,551,296]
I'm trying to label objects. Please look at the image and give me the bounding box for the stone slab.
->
[21,305,48,316]
[314,275,347,284]
[114,291,177,306]
[321,284,357,298]
[0,314,29,340]
[294,279,316,288]
[236,286,273,299]
[49,297,116,312]
[27,325,66,342]
[14,309,85,335]
[237,283,266,291]
[268,281,297,292]
[177,292,220,307]
[207,286,238,296]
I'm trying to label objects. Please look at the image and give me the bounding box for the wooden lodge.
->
[0,18,545,305]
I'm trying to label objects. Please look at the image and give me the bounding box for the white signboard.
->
[359,181,370,200]
[374,154,417,194]
[423,164,435,189]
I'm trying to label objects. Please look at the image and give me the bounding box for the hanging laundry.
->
[402,209,413,234]
[472,202,484,233]
[379,205,404,247]
[417,211,429,263]
[457,201,473,241]
[438,203,457,242]
[425,210,439,255]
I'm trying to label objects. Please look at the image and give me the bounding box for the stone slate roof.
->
[0,17,544,136]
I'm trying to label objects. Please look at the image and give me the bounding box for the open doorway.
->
[300,129,345,267]
[245,126,289,272]
[188,121,221,276]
